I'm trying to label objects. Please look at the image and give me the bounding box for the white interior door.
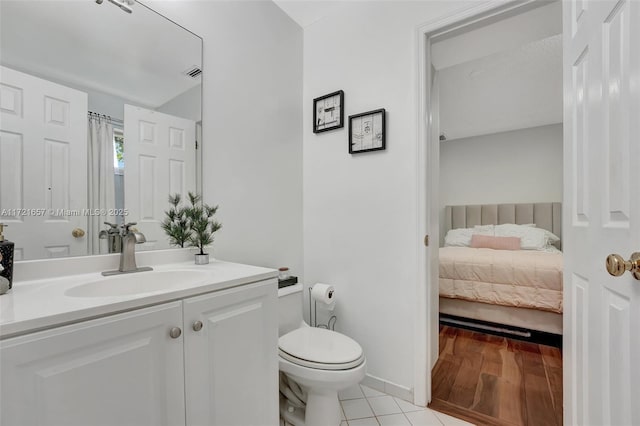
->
[563,1,640,425]
[124,104,196,250]
[0,66,88,260]
[428,69,440,371]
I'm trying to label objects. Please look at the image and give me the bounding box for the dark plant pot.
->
[194,253,209,265]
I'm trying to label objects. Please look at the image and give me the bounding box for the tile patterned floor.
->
[336,384,475,426]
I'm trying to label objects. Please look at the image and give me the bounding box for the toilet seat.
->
[278,327,365,371]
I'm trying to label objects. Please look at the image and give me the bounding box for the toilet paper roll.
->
[311,283,335,305]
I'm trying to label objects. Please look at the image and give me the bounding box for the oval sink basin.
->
[65,270,211,298]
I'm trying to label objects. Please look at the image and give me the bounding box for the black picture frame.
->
[348,108,386,154]
[313,90,344,133]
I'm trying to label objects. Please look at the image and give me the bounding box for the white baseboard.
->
[362,374,413,403]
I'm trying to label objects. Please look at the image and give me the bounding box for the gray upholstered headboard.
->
[443,202,562,248]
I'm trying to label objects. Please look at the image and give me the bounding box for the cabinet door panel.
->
[1,302,185,426]
[183,280,278,426]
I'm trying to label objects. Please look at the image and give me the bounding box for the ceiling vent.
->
[183,66,202,79]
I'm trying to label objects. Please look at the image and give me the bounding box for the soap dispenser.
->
[0,224,15,288]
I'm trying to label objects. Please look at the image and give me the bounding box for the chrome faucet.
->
[99,222,122,253]
[102,222,153,276]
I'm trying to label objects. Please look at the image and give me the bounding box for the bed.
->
[439,202,563,335]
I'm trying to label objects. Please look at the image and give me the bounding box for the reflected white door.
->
[124,105,196,250]
[563,1,640,425]
[0,66,88,260]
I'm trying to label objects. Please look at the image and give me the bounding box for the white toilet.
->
[278,284,366,426]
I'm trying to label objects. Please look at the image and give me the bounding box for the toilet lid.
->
[278,327,364,370]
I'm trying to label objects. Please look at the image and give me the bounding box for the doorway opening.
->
[415,2,564,425]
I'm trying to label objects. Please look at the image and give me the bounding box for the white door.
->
[428,69,440,372]
[0,66,88,260]
[182,280,279,426]
[124,104,196,250]
[0,302,186,426]
[563,1,640,425]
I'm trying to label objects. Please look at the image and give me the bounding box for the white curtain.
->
[87,116,116,254]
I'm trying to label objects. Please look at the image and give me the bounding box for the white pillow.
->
[444,228,474,247]
[494,224,560,250]
[473,225,495,236]
[541,229,561,243]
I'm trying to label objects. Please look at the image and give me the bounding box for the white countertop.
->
[0,259,278,339]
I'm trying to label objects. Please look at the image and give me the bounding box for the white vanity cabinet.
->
[183,280,278,425]
[0,279,278,426]
[0,301,187,426]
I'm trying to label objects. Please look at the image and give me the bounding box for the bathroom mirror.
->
[0,0,202,261]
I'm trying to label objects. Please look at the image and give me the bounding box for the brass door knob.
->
[72,228,85,238]
[606,252,640,280]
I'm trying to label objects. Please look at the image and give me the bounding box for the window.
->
[113,128,124,173]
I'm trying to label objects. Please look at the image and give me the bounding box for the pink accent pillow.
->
[470,235,521,250]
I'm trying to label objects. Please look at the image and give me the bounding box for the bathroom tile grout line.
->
[341,397,429,426]
[337,384,456,426]
[363,393,415,426]
[282,383,471,425]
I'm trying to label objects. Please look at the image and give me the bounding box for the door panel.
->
[183,280,278,426]
[0,130,23,223]
[0,302,186,426]
[563,1,640,425]
[571,47,590,224]
[0,66,88,260]
[124,104,195,250]
[602,0,632,225]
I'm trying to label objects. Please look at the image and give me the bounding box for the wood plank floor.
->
[429,326,562,426]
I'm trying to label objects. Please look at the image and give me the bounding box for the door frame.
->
[413,0,548,406]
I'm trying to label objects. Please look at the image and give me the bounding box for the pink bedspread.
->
[439,247,563,313]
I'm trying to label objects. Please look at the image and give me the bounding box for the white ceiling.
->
[431,1,561,71]
[0,0,201,108]
[272,0,346,28]
[439,34,563,141]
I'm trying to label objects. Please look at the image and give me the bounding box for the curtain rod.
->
[88,111,124,125]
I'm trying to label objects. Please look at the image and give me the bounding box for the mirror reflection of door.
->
[124,105,196,251]
[0,66,88,260]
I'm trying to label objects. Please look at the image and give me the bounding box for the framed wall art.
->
[349,108,386,154]
[313,90,344,133]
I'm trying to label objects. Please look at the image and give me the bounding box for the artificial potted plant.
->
[185,192,222,265]
[162,192,222,264]
[161,194,191,248]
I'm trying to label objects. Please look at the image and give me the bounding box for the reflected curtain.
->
[87,115,116,254]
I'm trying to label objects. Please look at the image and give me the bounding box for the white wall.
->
[147,1,304,278]
[303,1,474,394]
[157,85,202,122]
[439,124,563,243]
[440,124,563,206]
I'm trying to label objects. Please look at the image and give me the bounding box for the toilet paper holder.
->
[308,287,337,330]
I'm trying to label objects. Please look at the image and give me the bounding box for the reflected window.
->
[113,128,124,173]
[113,127,125,224]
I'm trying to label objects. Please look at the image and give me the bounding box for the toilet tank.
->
[278,283,303,336]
